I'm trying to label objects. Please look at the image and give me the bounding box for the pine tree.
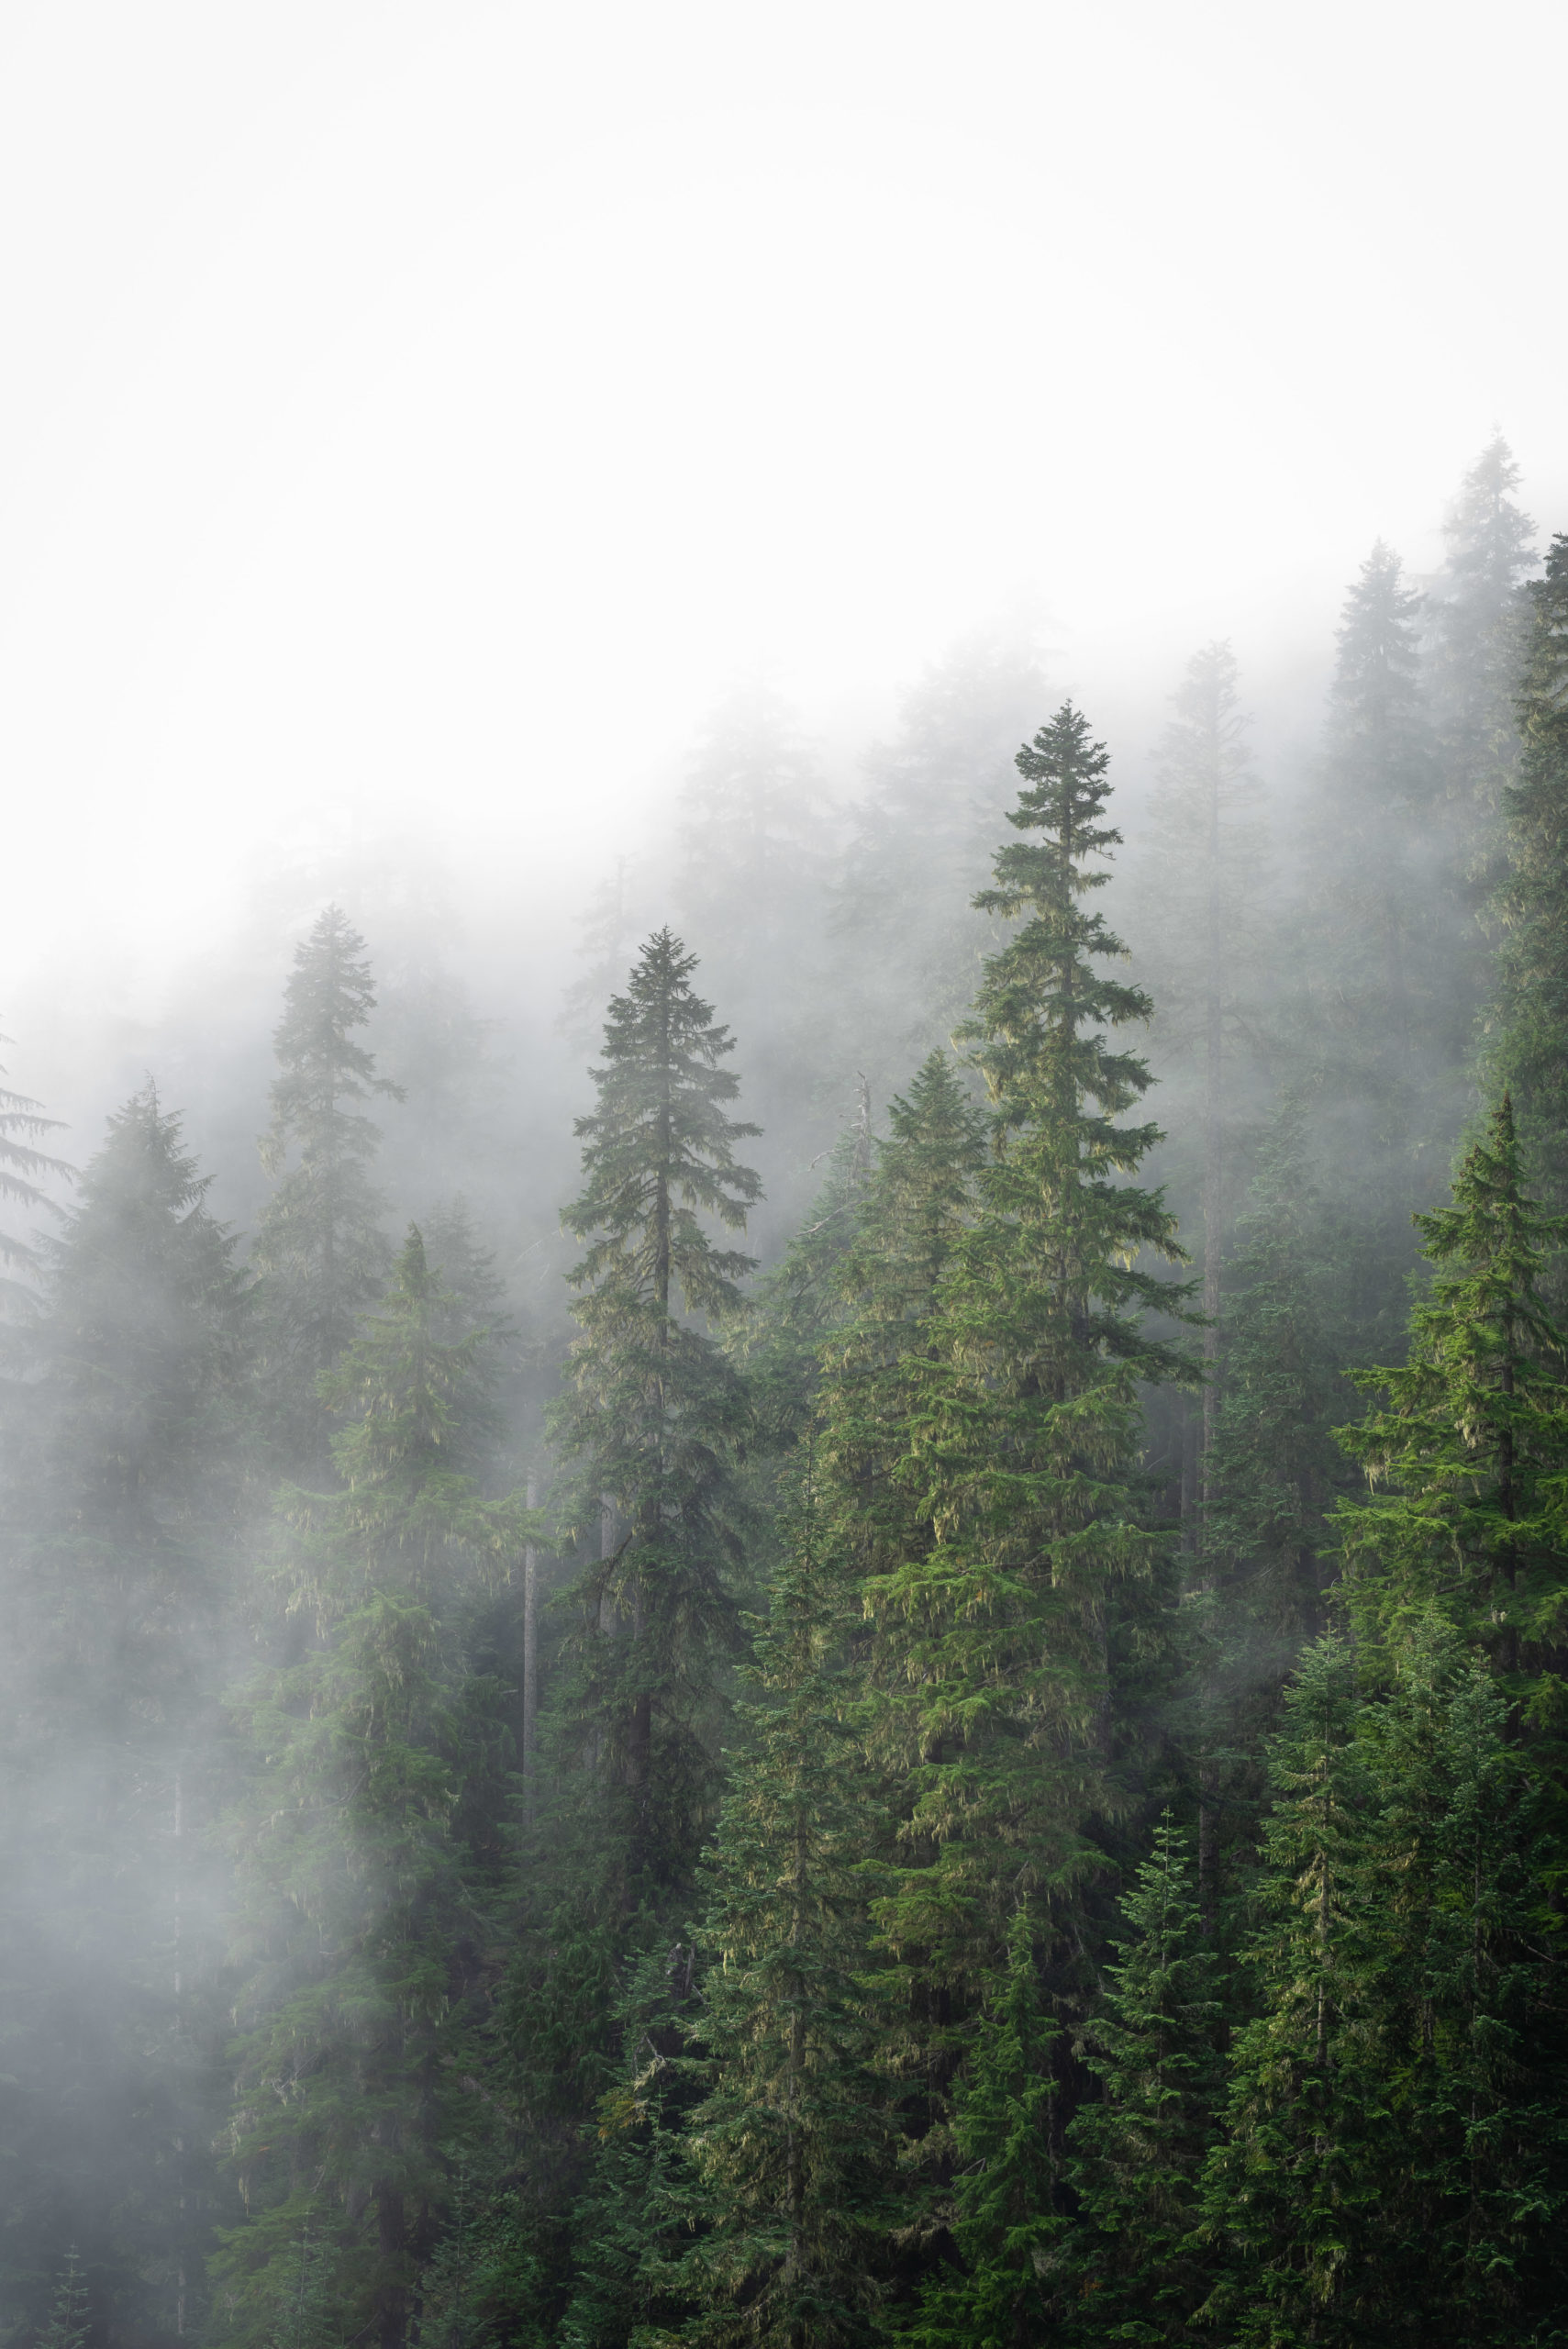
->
[667,1460,892,2348]
[865,705,1192,2003]
[1491,530,1568,1236]
[820,625,1052,1125]
[905,1909,1063,2349]
[1196,1638,1394,2345]
[1428,435,1538,865]
[212,1229,525,2349]
[1129,641,1269,1509]
[38,2247,90,2349]
[0,1028,71,1311]
[1332,1093,1568,1709]
[252,905,403,1459]
[0,1085,251,2341]
[550,928,762,1894]
[1064,1817,1221,2343]
[1298,541,1452,1341]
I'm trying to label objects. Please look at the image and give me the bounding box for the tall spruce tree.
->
[0,1086,251,2342]
[1129,641,1268,1517]
[854,707,1193,2257]
[1428,435,1538,873]
[1490,530,1568,1238]
[1064,1816,1222,2343]
[550,928,762,1894]
[212,1229,525,2349]
[1332,1093,1568,1709]
[0,1030,71,1312]
[665,1461,892,2348]
[252,906,403,1460]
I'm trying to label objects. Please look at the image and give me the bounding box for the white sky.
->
[2,0,1563,1037]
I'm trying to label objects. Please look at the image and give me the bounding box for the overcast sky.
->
[2,0,1562,1033]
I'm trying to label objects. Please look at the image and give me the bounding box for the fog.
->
[3,6,1567,2345]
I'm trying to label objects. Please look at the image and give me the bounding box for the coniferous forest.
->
[6,439,1568,2348]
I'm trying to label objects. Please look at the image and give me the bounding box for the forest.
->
[2,433,1566,2349]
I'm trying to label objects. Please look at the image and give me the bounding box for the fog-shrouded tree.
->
[852,707,1194,2257]
[1428,435,1538,867]
[0,1085,252,2343]
[0,1030,72,1316]
[662,1460,892,2349]
[1129,642,1269,1529]
[820,622,1052,1122]
[1490,530,1568,1244]
[1333,1094,1568,1718]
[550,927,762,1890]
[212,1227,526,2349]
[252,906,403,1461]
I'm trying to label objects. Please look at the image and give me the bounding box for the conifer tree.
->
[0,1030,71,1310]
[1064,1817,1221,2342]
[1333,1093,1568,1708]
[1130,641,1267,1508]
[865,705,1192,2013]
[1491,530,1568,1233]
[667,1462,892,2348]
[905,1909,1062,2349]
[252,906,403,1458]
[213,1229,524,2349]
[1428,435,1537,863]
[38,2248,90,2349]
[550,928,762,1893]
[821,626,1052,1122]
[0,1086,250,2341]
[1196,1638,1393,2344]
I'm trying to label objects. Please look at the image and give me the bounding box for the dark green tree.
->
[1064,1816,1221,2342]
[1333,1093,1568,1711]
[1490,530,1568,1240]
[905,1909,1062,2349]
[252,905,403,1459]
[550,928,762,1891]
[1196,1638,1393,2346]
[865,704,1192,2009]
[37,2247,91,2349]
[666,1462,892,2348]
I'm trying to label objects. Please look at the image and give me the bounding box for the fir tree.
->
[1196,1638,1394,2345]
[550,928,762,1891]
[213,1229,525,2349]
[905,1909,1062,2349]
[1491,530,1568,1237]
[1130,640,1268,1510]
[1064,1816,1221,2343]
[0,1086,251,2341]
[0,1029,71,1310]
[38,2247,90,2349]
[252,905,403,1458]
[866,705,1192,2006]
[668,1461,892,2348]
[1428,434,1538,863]
[1333,1093,1568,1709]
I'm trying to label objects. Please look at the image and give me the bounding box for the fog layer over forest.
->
[4,426,1568,2348]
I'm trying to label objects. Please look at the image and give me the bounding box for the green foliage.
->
[253,905,404,1458]
[1333,1093,1568,1709]
[211,1228,526,2349]
[905,1909,1062,2349]
[666,1463,892,2347]
[865,704,1193,1998]
[550,929,761,1888]
[1065,1817,1221,2342]
[37,2250,90,2349]
[1492,529,1568,1235]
